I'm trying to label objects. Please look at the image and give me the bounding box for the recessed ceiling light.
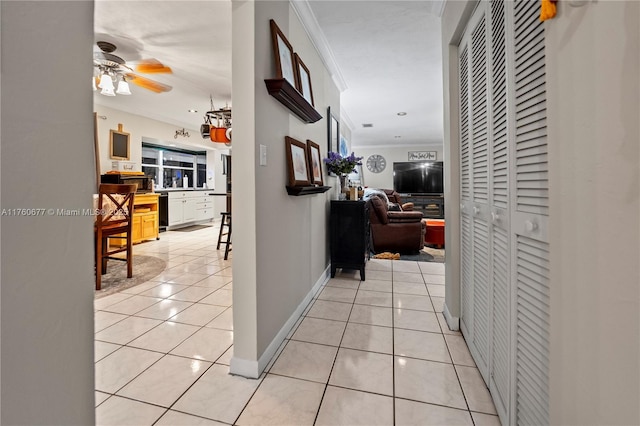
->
[397,112,407,116]
[188,109,198,113]
[362,123,373,128]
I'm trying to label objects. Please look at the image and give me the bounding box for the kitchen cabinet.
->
[110,193,159,247]
[167,190,214,228]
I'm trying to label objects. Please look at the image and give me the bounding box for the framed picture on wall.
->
[339,135,349,157]
[294,53,314,106]
[306,139,323,186]
[327,106,339,154]
[270,20,297,88]
[285,136,310,187]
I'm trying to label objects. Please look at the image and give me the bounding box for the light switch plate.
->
[260,144,267,166]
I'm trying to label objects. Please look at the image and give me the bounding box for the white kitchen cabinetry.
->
[167,191,213,228]
[195,193,215,221]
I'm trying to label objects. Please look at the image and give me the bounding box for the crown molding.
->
[290,0,348,92]
[353,142,444,150]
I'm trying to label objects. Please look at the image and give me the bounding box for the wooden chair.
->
[95,183,137,290]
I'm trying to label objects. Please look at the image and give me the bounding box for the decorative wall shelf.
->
[264,79,323,123]
[286,185,331,196]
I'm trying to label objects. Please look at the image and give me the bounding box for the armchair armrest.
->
[388,211,424,223]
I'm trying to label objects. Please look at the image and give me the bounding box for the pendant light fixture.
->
[98,73,115,96]
[116,76,131,95]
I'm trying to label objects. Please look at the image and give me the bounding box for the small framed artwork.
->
[270,20,297,88]
[285,136,311,187]
[327,106,340,154]
[109,123,130,160]
[306,139,323,186]
[339,134,349,157]
[294,53,314,106]
[408,151,437,161]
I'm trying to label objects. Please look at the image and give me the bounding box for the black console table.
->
[401,194,444,219]
[330,200,369,281]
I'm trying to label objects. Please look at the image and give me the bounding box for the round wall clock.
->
[366,154,387,173]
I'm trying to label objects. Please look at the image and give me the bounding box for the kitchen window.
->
[142,143,207,189]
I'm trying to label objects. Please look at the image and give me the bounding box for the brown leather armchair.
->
[382,189,415,212]
[365,190,425,253]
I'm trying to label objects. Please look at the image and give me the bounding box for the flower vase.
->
[338,175,348,200]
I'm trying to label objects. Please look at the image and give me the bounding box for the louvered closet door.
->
[457,1,550,425]
[510,0,550,424]
[459,3,493,383]
[488,0,511,422]
[458,37,474,348]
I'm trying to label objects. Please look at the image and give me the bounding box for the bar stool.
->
[216,212,232,260]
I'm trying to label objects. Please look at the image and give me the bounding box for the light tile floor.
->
[95,225,501,426]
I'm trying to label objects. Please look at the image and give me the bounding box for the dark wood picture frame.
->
[270,20,297,88]
[294,53,314,106]
[109,124,130,160]
[285,136,311,187]
[306,140,323,186]
[327,106,340,154]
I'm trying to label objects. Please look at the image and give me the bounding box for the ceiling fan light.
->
[98,73,113,90]
[116,80,131,95]
[101,85,116,96]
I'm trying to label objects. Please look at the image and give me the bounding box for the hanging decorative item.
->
[540,0,557,21]
[201,95,232,145]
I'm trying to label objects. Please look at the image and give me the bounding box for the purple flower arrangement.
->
[323,151,363,175]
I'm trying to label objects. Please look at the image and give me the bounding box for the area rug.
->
[173,224,214,232]
[399,246,445,263]
[95,255,167,298]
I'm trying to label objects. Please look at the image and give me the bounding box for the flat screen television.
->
[393,161,444,195]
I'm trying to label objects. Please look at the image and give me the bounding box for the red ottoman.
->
[424,219,445,248]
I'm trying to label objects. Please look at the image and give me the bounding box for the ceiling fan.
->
[93,40,173,96]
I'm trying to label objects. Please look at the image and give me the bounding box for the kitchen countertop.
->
[155,188,216,192]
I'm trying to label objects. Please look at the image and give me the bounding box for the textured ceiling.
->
[94,1,443,149]
[309,1,443,148]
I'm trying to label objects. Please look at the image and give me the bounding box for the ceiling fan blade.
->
[135,59,172,74]
[126,74,172,94]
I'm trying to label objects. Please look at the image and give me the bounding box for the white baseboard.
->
[229,264,330,379]
[443,302,460,331]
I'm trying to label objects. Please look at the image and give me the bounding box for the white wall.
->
[231,0,339,376]
[94,104,213,174]
[355,145,444,190]
[1,2,95,424]
[546,2,640,424]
